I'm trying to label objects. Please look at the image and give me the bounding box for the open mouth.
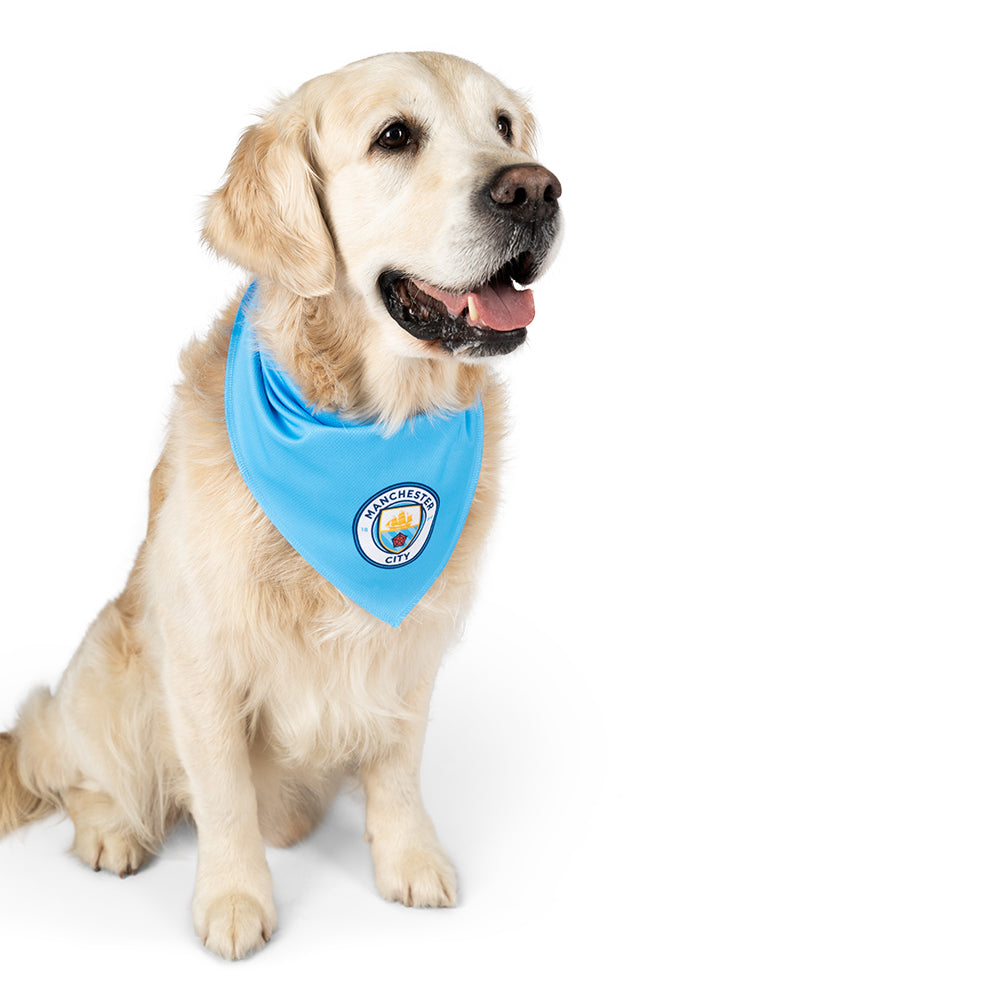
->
[379,254,538,358]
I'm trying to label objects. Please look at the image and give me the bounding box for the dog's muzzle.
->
[379,163,562,358]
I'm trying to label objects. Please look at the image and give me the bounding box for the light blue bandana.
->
[224,285,484,627]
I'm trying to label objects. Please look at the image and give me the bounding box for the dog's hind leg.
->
[4,587,178,872]
[10,689,164,876]
[64,786,150,876]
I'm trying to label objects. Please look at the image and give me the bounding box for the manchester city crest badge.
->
[353,484,439,567]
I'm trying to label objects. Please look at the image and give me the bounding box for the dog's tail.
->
[0,725,55,838]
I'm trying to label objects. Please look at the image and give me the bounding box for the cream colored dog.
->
[0,52,561,959]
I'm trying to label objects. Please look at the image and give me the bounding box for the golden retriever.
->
[0,51,561,959]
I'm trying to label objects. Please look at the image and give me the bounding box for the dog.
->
[0,51,561,959]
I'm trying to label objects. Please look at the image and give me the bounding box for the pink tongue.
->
[413,279,535,331]
[470,282,535,330]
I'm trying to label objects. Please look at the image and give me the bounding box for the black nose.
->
[489,163,562,224]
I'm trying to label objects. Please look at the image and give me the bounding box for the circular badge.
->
[353,483,439,568]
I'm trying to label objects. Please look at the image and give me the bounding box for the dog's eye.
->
[377,122,411,150]
[496,115,513,143]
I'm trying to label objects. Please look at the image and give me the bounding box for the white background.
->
[0,1,997,996]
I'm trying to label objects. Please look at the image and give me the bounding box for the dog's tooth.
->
[467,296,479,325]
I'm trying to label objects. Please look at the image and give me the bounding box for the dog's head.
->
[204,52,562,362]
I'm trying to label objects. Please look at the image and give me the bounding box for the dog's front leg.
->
[165,659,277,960]
[362,671,458,908]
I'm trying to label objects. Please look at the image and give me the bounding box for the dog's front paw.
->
[194,891,277,960]
[371,838,458,908]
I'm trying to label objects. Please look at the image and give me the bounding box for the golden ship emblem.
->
[383,509,416,531]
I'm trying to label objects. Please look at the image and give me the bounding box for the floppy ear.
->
[202,107,336,298]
